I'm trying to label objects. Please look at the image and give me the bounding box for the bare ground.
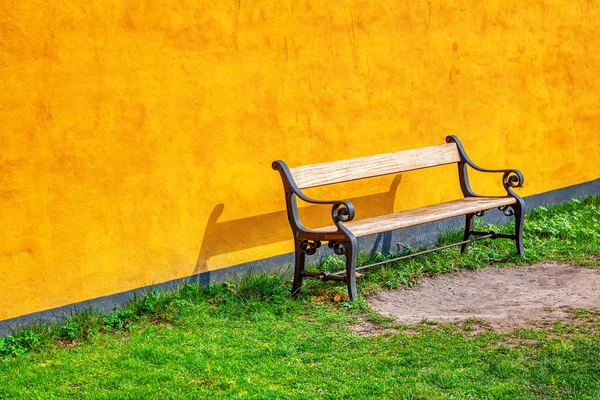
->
[367,263,600,332]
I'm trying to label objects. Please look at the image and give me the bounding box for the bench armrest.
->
[294,190,356,223]
[272,160,355,234]
[446,136,524,197]
[464,164,524,191]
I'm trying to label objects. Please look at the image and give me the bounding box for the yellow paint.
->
[1,0,599,321]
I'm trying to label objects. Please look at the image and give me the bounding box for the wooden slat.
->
[290,143,461,189]
[313,197,517,237]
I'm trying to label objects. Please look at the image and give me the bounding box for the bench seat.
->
[313,196,516,237]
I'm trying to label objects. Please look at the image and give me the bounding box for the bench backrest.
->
[290,143,461,189]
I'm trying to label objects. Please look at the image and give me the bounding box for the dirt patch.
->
[348,319,399,337]
[368,263,600,332]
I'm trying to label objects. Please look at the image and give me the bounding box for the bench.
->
[272,136,525,301]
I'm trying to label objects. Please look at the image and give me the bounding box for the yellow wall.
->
[1,0,599,321]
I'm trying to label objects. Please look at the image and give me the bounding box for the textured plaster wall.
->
[1,0,599,321]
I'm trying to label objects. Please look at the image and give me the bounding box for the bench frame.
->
[272,136,525,300]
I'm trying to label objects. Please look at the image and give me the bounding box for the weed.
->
[57,308,103,342]
[339,299,370,313]
[319,254,345,272]
[0,329,43,358]
[59,323,79,341]
[102,308,136,331]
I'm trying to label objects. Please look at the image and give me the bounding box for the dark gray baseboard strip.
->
[2,178,599,336]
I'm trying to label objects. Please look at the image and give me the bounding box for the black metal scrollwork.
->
[475,210,486,217]
[327,241,346,255]
[502,170,524,189]
[300,240,321,255]
[331,202,355,223]
[498,205,515,217]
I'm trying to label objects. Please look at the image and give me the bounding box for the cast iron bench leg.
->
[345,237,358,301]
[514,199,525,256]
[461,213,475,254]
[291,239,306,297]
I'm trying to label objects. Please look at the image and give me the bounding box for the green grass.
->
[1,195,599,399]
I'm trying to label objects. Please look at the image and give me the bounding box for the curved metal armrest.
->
[272,160,355,224]
[294,190,356,223]
[446,136,524,192]
[466,163,524,190]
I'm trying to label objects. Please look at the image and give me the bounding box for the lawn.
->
[1,195,599,399]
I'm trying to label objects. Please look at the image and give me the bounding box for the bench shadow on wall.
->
[194,175,403,278]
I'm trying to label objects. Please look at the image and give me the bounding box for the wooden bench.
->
[272,136,525,300]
